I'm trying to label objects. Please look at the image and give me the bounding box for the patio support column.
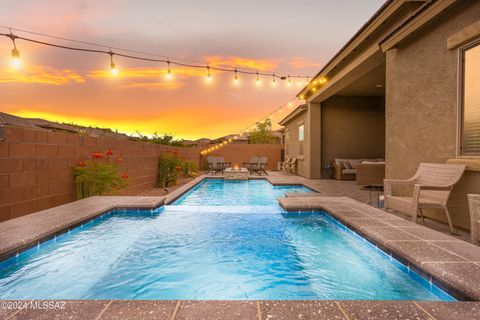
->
[305,101,322,179]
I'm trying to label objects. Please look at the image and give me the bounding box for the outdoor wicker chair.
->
[384,163,466,234]
[283,157,297,174]
[278,156,290,171]
[468,194,480,246]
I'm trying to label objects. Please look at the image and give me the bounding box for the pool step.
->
[163,205,284,214]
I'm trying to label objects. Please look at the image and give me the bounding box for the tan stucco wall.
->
[321,96,385,174]
[306,102,321,179]
[283,111,308,177]
[385,1,480,230]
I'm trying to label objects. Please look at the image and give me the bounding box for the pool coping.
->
[1,300,480,320]
[0,196,165,262]
[278,196,480,301]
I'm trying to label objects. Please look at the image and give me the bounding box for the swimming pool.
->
[0,179,454,300]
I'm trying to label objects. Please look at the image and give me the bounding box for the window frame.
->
[459,38,480,157]
[298,124,305,142]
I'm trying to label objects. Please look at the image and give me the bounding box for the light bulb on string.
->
[233,68,239,85]
[256,72,261,86]
[165,60,173,80]
[108,51,118,76]
[272,74,276,87]
[205,66,212,82]
[8,31,21,69]
[287,76,292,87]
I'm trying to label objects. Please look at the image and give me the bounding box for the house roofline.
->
[278,105,308,126]
[296,0,440,100]
[296,0,399,98]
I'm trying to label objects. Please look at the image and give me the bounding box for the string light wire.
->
[0,26,312,82]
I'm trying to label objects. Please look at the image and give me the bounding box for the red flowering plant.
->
[73,150,128,199]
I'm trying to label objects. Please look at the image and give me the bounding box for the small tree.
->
[248,119,277,144]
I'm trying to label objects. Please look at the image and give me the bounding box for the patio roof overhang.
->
[296,0,439,103]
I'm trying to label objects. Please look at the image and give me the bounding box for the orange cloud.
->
[118,81,185,90]
[0,65,85,85]
[88,66,210,79]
[288,57,322,69]
[205,55,279,71]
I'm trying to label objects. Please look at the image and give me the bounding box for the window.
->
[298,124,304,142]
[298,124,304,156]
[285,129,290,156]
[461,40,480,155]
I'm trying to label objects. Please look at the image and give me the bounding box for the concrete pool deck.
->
[0,196,165,261]
[0,173,479,318]
[1,300,479,319]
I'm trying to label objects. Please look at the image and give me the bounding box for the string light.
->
[256,72,261,86]
[200,97,303,155]
[205,66,212,82]
[165,60,173,80]
[7,29,21,69]
[0,26,313,87]
[234,68,239,85]
[287,76,292,86]
[272,74,276,87]
[108,51,118,76]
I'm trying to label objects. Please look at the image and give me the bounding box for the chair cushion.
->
[342,160,352,169]
[342,169,357,174]
[348,159,362,169]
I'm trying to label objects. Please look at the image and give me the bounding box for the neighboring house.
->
[211,134,248,144]
[284,0,480,230]
[278,105,308,176]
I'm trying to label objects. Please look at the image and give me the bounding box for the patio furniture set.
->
[332,159,480,245]
[332,158,385,185]
[206,156,268,176]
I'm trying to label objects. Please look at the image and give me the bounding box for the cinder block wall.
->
[0,126,200,222]
[200,144,283,171]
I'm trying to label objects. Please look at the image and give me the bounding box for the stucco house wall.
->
[385,0,480,229]
[283,111,308,177]
[321,96,385,174]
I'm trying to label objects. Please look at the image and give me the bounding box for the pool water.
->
[173,179,313,206]
[0,179,454,300]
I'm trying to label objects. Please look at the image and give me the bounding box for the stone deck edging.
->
[1,300,479,320]
[278,196,480,301]
[0,196,165,262]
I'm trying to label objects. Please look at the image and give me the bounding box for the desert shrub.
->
[73,151,128,199]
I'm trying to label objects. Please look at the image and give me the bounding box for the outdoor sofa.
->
[332,158,384,181]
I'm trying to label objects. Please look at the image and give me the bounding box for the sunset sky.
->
[0,0,385,140]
